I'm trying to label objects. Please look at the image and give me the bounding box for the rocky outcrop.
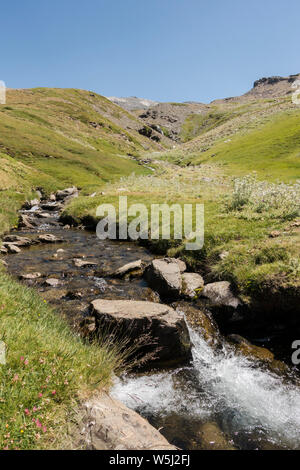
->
[181,273,204,299]
[144,258,184,299]
[78,395,176,450]
[91,299,192,367]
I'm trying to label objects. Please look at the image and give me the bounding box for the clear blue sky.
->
[1,0,299,103]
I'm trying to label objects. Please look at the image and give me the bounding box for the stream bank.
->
[2,190,300,450]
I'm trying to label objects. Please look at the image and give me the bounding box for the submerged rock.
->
[196,422,236,450]
[91,299,192,367]
[79,395,176,450]
[144,258,183,299]
[181,273,204,299]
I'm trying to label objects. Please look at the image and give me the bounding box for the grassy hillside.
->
[0,88,165,450]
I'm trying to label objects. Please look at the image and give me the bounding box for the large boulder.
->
[144,258,183,299]
[181,273,204,299]
[79,395,176,450]
[91,299,192,367]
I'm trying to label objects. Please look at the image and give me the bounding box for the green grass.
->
[0,87,157,449]
[177,109,300,181]
[0,270,125,450]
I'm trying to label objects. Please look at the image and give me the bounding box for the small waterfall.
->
[112,323,300,449]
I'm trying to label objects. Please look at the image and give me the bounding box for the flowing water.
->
[4,202,300,450]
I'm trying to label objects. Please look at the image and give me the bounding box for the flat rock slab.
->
[81,395,176,450]
[144,258,183,299]
[4,244,21,254]
[91,299,192,367]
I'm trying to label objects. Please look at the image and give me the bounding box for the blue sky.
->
[1,0,299,102]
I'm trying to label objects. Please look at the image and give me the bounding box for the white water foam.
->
[112,325,300,448]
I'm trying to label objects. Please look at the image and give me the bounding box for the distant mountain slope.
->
[0,88,173,190]
[133,73,300,143]
[107,96,158,111]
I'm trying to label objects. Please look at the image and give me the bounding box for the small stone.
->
[18,214,35,229]
[38,234,64,243]
[44,278,63,287]
[20,272,42,280]
[269,230,281,238]
[73,258,98,268]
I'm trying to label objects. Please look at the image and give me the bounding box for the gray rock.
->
[181,273,204,299]
[56,187,78,201]
[44,278,63,287]
[0,246,8,254]
[41,202,62,211]
[80,395,176,450]
[0,259,8,267]
[38,234,64,243]
[3,235,33,247]
[73,258,98,268]
[5,244,21,254]
[20,272,42,280]
[144,258,183,299]
[18,214,35,229]
[91,299,191,367]
[113,259,143,277]
[201,281,241,309]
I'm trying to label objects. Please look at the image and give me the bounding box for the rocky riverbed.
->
[2,189,300,450]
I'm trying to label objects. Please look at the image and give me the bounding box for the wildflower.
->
[42,426,47,433]
[38,392,43,398]
[20,430,24,434]
[35,419,42,428]
[24,409,30,416]
[12,374,19,382]
[20,356,24,362]
[51,390,56,395]
[24,359,29,366]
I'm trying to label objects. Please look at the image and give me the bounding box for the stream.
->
[3,198,300,450]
